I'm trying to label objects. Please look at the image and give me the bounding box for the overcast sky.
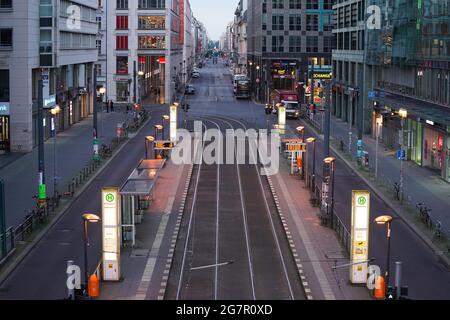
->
[189,0,237,41]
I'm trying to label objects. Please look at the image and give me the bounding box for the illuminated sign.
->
[44,95,56,109]
[0,103,10,116]
[286,143,307,153]
[154,141,175,150]
[170,104,178,142]
[350,190,370,284]
[313,72,333,80]
[102,188,121,281]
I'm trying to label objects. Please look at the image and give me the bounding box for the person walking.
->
[110,100,114,112]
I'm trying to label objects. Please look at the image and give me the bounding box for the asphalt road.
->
[0,107,168,300]
[165,63,305,300]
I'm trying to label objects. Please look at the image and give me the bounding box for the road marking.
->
[135,214,170,300]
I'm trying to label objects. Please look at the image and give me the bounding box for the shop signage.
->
[102,187,121,281]
[0,103,10,116]
[312,72,333,80]
[43,95,56,109]
[350,190,370,284]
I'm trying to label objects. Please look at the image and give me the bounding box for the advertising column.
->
[102,188,121,281]
[350,190,371,284]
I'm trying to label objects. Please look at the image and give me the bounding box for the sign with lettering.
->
[350,190,371,284]
[0,103,10,116]
[102,188,121,281]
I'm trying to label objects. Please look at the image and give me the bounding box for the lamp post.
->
[99,88,106,138]
[138,70,144,106]
[307,137,317,191]
[154,124,164,141]
[324,157,336,226]
[399,109,407,204]
[375,116,382,179]
[375,215,394,296]
[50,106,61,200]
[145,136,155,160]
[297,126,306,179]
[82,213,101,294]
[256,65,261,102]
[162,115,170,141]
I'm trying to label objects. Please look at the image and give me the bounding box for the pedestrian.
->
[110,100,114,112]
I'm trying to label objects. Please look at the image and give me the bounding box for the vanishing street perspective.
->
[0,0,450,303]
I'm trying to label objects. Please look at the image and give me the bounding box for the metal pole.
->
[83,219,89,294]
[385,221,392,294]
[324,81,331,158]
[310,62,315,106]
[38,80,46,204]
[53,116,58,199]
[145,139,149,160]
[0,179,6,257]
[133,61,137,104]
[395,261,402,300]
[400,119,405,204]
[375,122,379,178]
[93,68,99,161]
[330,160,335,227]
[357,66,364,140]
[312,141,316,192]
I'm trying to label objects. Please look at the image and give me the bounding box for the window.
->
[117,0,128,10]
[116,82,129,102]
[306,0,319,10]
[116,56,128,74]
[0,29,12,48]
[96,39,102,54]
[116,35,128,49]
[306,36,318,53]
[272,15,284,31]
[116,16,128,30]
[138,16,166,30]
[272,0,284,9]
[289,36,301,52]
[289,15,301,31]
[0,70,9,102]
[289,0,301,9]
[138,0,165,9]
[138,35,166,49]
[0,0,12,9]
[272,36,284,52]
[323,0,333,10]
[306,14,319,31]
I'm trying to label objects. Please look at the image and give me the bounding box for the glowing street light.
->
[375,215,394,295]
[82,213,101,295]
[306,137,317,191]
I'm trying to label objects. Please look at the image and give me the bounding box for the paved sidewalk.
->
[270,126,372,300]
[327,116,450,234]
[0,110,133,228]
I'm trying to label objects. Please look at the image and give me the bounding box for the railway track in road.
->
[165,114,306,300]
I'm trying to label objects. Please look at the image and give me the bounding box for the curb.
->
[301,119,450,270]
[0,116,152,286]
[157,164,194,301]
[265,173,314,301]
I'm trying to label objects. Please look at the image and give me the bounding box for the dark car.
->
[185,84,195,95]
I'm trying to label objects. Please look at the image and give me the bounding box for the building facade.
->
[247,0,335,104]
[231,1,248,75]
[0,0,98,153]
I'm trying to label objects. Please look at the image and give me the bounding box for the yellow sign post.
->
[102,187,121,281]
[350,190,371,284]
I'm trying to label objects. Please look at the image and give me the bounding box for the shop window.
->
[0,70,9,102]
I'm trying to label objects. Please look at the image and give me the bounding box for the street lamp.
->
[307,137,317,191]
[145,136,155,160]
[375,215,394,296]
[50,106,61,200]
[296,126,305,142]
[399,109,408,204]
[138,71,145,105]
[324,157,336,226]
[154,124,164,141]
[82,213,101,295]
[162,115,170,140]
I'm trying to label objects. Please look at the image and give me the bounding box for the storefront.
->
[0,103,10,154]
[446,127,450,183]
[423,124,446,176]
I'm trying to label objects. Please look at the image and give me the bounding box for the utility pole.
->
[0,179,6,258]
[37,80,46,207]
[356,66,364,163]
[133,61,137,104]
[324,81,331,158]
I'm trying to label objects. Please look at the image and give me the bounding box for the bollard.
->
[395,262,402,300]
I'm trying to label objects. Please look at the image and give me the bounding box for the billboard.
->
[102,188,121,281]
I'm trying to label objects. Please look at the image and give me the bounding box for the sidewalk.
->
[269,125,372,300]
[0,110,132,228]
[328,115,450,235]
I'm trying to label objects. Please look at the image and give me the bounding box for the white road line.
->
[135,214,170,300]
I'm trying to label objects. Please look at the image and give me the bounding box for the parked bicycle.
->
[416,202,433,229]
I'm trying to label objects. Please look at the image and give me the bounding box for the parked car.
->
[192,71,200,78]
[185,84,195,95]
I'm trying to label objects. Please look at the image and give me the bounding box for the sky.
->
[189,0,237,41]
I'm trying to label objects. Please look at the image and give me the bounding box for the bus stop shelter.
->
[120,159,165,247]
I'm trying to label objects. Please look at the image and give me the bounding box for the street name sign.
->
[102,187,121,281]
[350,190,371,284]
